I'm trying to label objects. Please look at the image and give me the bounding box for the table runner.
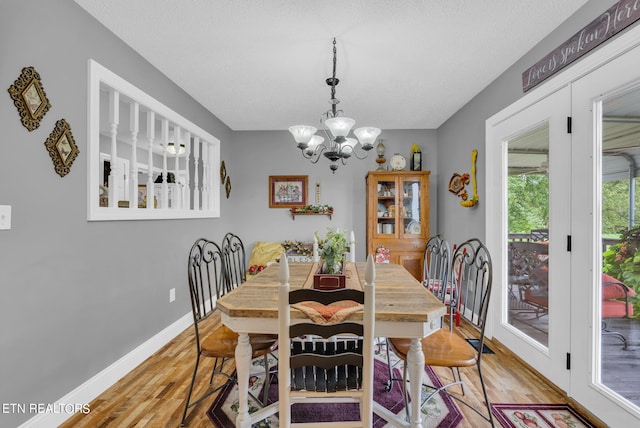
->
[292,262,364,324]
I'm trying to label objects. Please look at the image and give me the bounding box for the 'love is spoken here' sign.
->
[522,0,640,92]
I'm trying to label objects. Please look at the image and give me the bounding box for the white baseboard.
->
[18,311,193,428]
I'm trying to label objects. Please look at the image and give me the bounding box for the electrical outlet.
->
[0,205,11,230]
[169,288,176,303]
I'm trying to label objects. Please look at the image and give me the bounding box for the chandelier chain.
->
[329,38,339,118]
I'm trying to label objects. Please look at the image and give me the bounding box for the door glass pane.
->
[507,123,550,347]
[600,87,640,406]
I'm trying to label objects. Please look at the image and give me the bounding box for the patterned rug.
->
[491,403,596,428]
[207,348,463,427]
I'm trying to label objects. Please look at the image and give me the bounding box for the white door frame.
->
[570,43,640,426]
[486,86,571,390]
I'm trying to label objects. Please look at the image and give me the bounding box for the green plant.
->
[603,226,640,316]
[315,227,348,275]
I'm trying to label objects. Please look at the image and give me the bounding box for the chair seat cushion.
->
[523,288,548,308]
[602,299,634,318]
[201,325,277,359]
[292,300,363,324]
[602,274,636,299]
[389,329,477,368]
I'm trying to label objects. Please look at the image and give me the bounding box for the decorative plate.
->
[390,153,406,170]
[406,220,421,234]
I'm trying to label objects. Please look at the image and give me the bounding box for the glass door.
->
[506,123,550,347]
[487,86,571,391]
[570,43,640,426]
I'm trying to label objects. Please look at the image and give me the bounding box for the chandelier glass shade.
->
[289,38,381,173]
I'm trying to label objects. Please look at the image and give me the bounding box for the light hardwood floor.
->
[60,313,607,428]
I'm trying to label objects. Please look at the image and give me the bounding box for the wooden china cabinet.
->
[366,170,430,280]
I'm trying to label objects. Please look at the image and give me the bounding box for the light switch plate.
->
[0,205,11,230]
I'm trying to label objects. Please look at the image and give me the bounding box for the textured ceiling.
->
[74,0,589,131]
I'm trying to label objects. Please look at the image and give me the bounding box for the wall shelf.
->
[290,211,333,220]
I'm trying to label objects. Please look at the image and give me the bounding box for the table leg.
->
[407,338,425,428]
[234,333,253,428]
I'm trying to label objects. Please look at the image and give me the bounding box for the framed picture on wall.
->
[8,66,51,131]
[269,175,308,208]
[43,119,79,177]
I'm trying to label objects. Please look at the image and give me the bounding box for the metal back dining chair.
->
[385,234,453,393]
[423,234,457,324]
[181,238,277,426]
[388,238,495,426]
[222,232,247,292]
[277,254,376,427]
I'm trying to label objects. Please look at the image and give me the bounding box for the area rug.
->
[491,403,596,428]
[207,349,463,427]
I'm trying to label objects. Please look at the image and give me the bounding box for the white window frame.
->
[87,59,220,221]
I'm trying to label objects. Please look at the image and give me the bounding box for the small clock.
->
[390,153,406,171]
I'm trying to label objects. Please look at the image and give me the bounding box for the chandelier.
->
[289,38,381,173]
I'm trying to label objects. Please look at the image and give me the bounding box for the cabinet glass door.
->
[400,178,422,237]
[376,179,397,236]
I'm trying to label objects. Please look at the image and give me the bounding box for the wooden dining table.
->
[216,260,447,428]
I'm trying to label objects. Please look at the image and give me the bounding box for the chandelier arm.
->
[322,126,333,143]
[350,142,371,160]
[308,144,327,164]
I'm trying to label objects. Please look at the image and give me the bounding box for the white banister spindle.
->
[208,141,215,210]
[146,111,155,209]
[161,119,169,209]
[173,126,181,209]
[207,141,215,211]
[201,142,209,210]
[183,132,191,210]
[108,90,120,207]
[129,102,139,209]
[192,137,200,210]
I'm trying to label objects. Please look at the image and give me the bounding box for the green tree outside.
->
[508,174,549,234]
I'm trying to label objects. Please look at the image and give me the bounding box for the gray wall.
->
[0,1,233,426]
[436,0,618,246]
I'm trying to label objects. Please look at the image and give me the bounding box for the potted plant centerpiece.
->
[313,227,349,289]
